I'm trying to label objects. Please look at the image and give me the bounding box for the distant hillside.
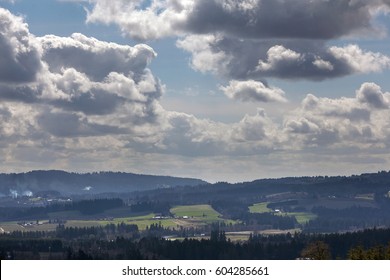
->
[0,170,208,196]
[135,171,390,205]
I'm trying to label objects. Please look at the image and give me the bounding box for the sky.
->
[1,0,390,183]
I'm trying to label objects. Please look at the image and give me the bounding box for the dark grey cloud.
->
[37,111,128,138]
[0,106,11,119]
[185,0,376,39]
[82,1,390,83]
[0,84,39,103]
[178,35,390,81]
[0,106,12,138]
[50,90,125,116]
[84,0,390,40]
[357,82,390,109]
[0,8,42,83]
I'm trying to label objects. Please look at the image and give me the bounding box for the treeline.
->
[211,200,297,230]
[0,198,124,221]
[131,171,390,207]
[304,205,390,232]
[0,222,206,241]
[2,223,140,240]
[130,201,171,215]
[56,223,140,240]
[237,213,297,230]
[1,227,390,260]
[0,170,206,195]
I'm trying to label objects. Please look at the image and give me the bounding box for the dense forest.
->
[0,198,125,221]
[132,171,390,205]
[1,227,390,260]
[0,170,206,196]
[2,170,390,199]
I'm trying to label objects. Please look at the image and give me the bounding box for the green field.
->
[112,214,177,230]
[0,204,235,232]
[2,203,312,233]
[0,215,177,232]
[249,202,273,213]
[249,202,317,225]
[277,212,317,225]
[171,204,221,220]
[170,204,237,226]
[65,213,178,230]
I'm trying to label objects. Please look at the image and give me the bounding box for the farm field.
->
[249,202,317,225]
[171,204,221,220]
[0,221,58,233]
[249,202,273,213]
[0,204,235,232]
[171,204,238,226]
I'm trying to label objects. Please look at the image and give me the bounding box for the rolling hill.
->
[0,170,208,196]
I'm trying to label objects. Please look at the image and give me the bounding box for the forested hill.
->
[2,170,390,200]
[137,171,390,205]
[0,170,207,196]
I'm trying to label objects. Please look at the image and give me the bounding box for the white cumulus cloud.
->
[220,80,287,103]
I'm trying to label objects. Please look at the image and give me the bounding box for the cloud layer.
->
[74,0,390,103]
[1,5,390,181]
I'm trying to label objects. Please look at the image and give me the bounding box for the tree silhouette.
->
[301,241,331,260]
